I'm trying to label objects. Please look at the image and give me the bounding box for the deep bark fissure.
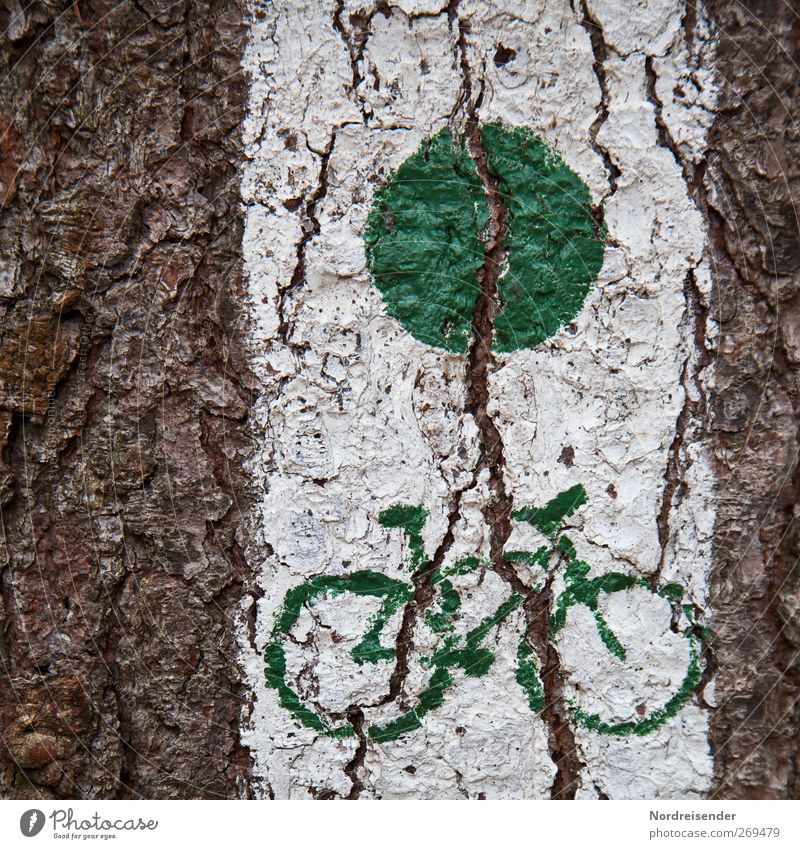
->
[343,706,367,799]
[681,0,698,49]
[644,54,696,188]
[653,271,696,585]
[279,130,338,346]
[578,0,620,197]
[643,41,720,743]
[378,477,478,713]
[321,0,483,742]
[452,3,585,800]
[332,0,390,124]
[526,561,584,799]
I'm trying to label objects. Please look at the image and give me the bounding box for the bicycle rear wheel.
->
[264,571,413,739]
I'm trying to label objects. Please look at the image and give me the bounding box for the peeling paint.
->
[240,0,718,799]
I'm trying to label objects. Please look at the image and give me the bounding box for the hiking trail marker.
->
[240,0,718,799]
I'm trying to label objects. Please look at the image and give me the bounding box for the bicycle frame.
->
[264,484,707,742]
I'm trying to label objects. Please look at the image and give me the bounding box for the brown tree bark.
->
[0,0,255,798]
[0,0,798,800]
[704,0,800,800]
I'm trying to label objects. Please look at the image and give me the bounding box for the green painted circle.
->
[364,123,605,353]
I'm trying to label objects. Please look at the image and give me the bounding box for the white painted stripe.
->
[239,0,717,799]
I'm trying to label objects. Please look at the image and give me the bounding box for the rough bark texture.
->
[0,0,799,801]
[704,0,800,800]
[0,0,254,799]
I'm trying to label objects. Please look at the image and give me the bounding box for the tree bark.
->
[0,0,254,799]
[704,0,800,800]
[0,0,798,801]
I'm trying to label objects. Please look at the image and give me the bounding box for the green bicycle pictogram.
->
[264,123,708,743]
[265,486,705,742]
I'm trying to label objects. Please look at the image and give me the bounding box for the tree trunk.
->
[703,0,800,800]
[0,0,255,799]
[0,0,797,800]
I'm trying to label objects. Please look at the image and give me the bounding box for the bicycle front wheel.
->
[551,576,706,737]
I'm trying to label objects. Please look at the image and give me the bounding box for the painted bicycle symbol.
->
[264,123,709,743]
[265,485,705,743]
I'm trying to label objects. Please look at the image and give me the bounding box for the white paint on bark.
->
[239,0,718,799]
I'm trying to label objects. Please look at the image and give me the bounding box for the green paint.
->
[515,484,708,736]
[424,610,453,634]
[264,570,413,737]
[569,637,703,737]
[429,593,522,678]
[264,643,356,739]
[591,610,628,662]
[550,560,640,660]
[481,123,605,352]
[438,555,483,578]
[263,524,521,745]
[435,578,461,615]
[364,124,604,353]
[378,503,428,535]
[530,489,708,734]
[370,592,522,743]
[513,484,588,538]
[364,129,489,352]
[557,534,577,559]
[379,503,429,572]
[266,489,708,743]
[369,667,454,743]
[423,557,483,635]
[504,545,550,570]
[272,570,412,638]
[550,559,639,643]
[516,639,545,713]
[661,582,684,603]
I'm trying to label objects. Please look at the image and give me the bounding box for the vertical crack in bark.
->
[527,560,585,799]
[332,0,390,123]
[460,86,513,577]
[278,130,338,346]
[452,3,585,800]
[339,0,480,777]
[579,1,620,196]
[681,0,698,50]
[379,477,477,712]
[644,52,718,718]
[654,350,691,582]
[645,58,712,589]
[653,270,708,582]
[344,707,367,799]
[645,54,695,187]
